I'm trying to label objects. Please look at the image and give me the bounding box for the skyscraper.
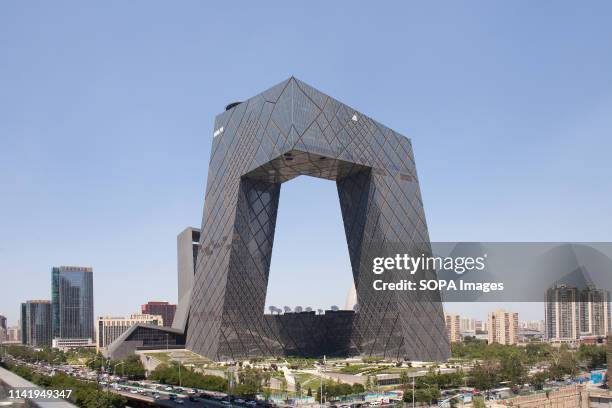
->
[187,77,449,360]
[51,266,94,341]
[141,301,176,328]
[488,309,518,345]
[545,285,580,341]
[580,286,611,336]
[23,300,52,347]
[0,315,6,343]
[172,227,200,332]
[20,303,27,344]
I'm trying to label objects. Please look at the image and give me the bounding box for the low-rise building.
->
[52,338,96,351]
[96,314,164,351]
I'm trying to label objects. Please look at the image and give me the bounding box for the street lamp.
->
[114,361,125,379]
[177,361,182,387]
[412,376,415,408]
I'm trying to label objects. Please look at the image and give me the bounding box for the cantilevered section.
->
[104,324,185,360]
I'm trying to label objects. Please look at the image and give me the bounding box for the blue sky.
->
[1,1,611,325]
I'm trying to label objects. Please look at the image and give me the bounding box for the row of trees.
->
[398,370,462,404]
[453,339,606,371]
[0,360,126,408]
[1,344,68,364]
[314,381,366,401]
[149,362,228,392]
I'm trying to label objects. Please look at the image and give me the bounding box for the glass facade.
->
[51,266,94,340]
[186,77,449,361]
[24,300,52,347]
[20,303,27,344]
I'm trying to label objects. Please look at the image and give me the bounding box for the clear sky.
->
[1,1,611,326]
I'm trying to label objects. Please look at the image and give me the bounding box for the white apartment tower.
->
[488,309,518,345]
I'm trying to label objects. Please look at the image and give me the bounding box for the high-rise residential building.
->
[51,266,94,342]
[487,309,518,345]
[445,314,462,343]
[96,314,164,351]
[520,320,545,332]
[0,315,6,331]
[545,285,580,341]
[460,317,476,333]
[141,301,176,328]
[475,320,486,333]
[23,300,52,347]
[579,286,611,336]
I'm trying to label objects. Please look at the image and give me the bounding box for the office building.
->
[186,77,449,360]
[20,303,26,344]
[96,314,164,351]
[52,338,96,351]
[579,286,610,336]
[545,285,580,341]
[141,301,176,328]
[7,326,22,343]
[23,300,52,347]
[51,266,94,342]
[0,315,6,343]
[446,315,462,343]
[103,229,196,360]
[172,227,200,332]
[488,309,518,345]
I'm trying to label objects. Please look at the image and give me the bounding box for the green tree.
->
[499,351,526,386]
[469,362,497,394]
[473,396,486,408]
[577,345,606,370]
[280,378,288,400]
[352,383,365,394]
[530,371,548,391]
[399,370,410,390]
[365,375,372,391]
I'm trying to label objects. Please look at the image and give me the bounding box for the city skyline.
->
[2,2,612,325]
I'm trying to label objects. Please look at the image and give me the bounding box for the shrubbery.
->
[149,362,227,392]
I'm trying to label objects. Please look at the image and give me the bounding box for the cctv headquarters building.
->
[107,78,450,362]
